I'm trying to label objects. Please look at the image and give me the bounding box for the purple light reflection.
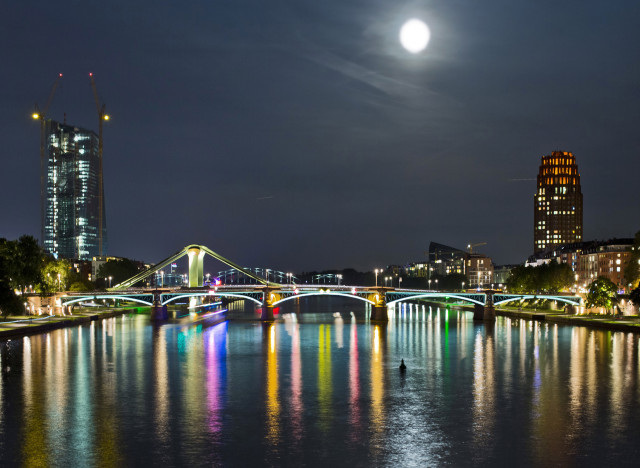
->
[349,322,361,438]
[204,322,228,435]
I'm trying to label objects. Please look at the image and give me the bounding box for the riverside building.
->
[526,238,634,292]
[43,120,107,260]
[422,241,494,288]
[534,151,583,253]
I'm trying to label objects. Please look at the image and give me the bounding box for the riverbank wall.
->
[0,308,132,340]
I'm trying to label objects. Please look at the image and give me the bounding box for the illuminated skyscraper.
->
[533,151,582,253]
[43,120,107,259]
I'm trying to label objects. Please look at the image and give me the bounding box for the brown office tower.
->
[533,151,583,253]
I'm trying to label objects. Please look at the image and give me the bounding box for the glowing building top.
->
[533,151,583,253]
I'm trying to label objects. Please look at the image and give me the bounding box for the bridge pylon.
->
[187,246,205,287]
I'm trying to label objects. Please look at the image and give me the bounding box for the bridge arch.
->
[213,293,263,306]
[161,293,213,306]
[161,292,263,306]
[387,293,485,307]
[272,292,375,307]
[61,295,154,307]
[493,295,582,307]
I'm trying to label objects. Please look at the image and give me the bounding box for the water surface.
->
[1,299,640,466]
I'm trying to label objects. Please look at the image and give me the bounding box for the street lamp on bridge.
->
[375,269,381,287]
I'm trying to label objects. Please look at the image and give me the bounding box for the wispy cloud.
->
[305,48,424,99]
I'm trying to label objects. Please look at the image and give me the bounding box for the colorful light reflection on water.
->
[1,301,640,466]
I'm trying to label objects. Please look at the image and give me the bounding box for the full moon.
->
[399,19,430,53]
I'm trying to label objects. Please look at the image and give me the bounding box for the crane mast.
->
[33,73,63,247]
[89,73,108,256]
[467,242,487,254]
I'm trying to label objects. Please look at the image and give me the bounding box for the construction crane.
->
[33,73,63,246]
[89,73,110,256]
[467,242,487,254]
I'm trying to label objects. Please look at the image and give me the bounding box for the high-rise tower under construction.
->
[34,74,108,260]
[42,120,107,259]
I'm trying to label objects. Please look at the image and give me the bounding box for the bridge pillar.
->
[260,288,275,321]
[371,306,388,322]
[473,304,496,321]
[370,289,388,322]
[261,305,275,321]
[150,291,168,320]
[473,291,495,321]
[188,247,205,288]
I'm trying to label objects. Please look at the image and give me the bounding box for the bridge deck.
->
[60,286,582,308]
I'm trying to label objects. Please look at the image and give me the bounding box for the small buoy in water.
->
[399,359,406,372]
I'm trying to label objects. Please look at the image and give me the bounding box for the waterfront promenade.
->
[0,307,132,339]
[496,307,640,333]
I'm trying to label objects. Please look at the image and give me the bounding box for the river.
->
[1,298,639,466]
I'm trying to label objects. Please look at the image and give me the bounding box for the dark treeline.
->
[505,260,573,293]
[0,234,150,316]
[0,235,53,316]
[95,259,143,289]
[0,235,96,316]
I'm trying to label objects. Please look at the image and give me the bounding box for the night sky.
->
[1,0,639,271]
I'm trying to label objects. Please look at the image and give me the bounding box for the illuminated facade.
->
[43,120,107,259]
[427,242,466,277]
[534,151,582,253]
[526,238,634,292]
[466,254,493,288]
